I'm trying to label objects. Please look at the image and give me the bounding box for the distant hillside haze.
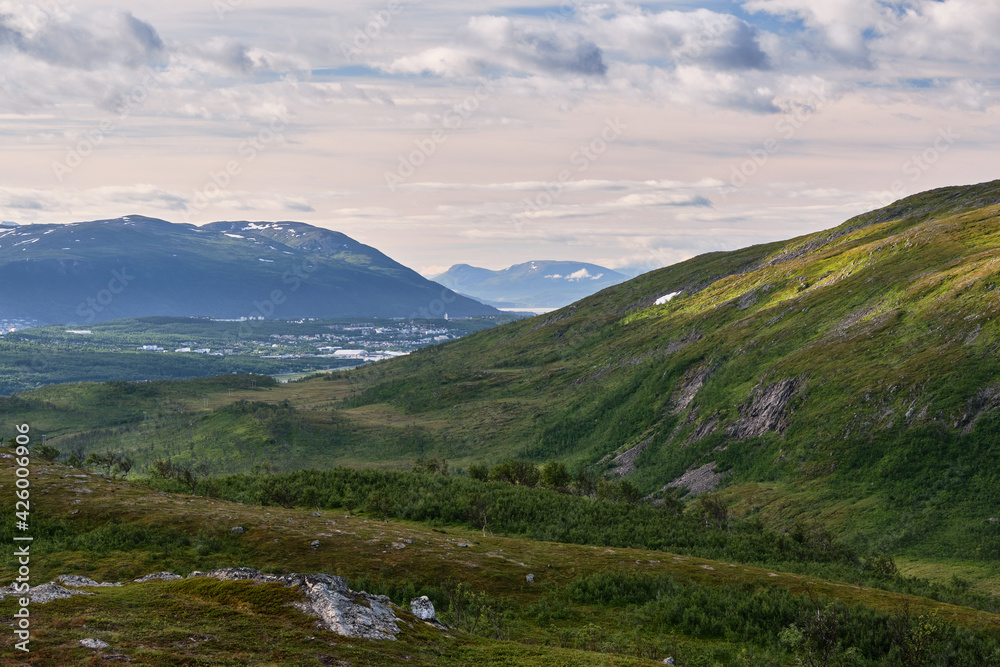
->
[0,216,497,324]
[432,260,630,309]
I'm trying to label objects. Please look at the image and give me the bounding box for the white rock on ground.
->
[410,596,437,622]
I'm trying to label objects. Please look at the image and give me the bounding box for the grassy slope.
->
[324,181,1000,562]
[1,455,999,666]
[6,182,1000,580]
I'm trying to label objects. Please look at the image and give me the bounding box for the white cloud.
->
[0,7,164,70]
[545,268,604,281]
[582,6,771,71]
[388,15,606,78]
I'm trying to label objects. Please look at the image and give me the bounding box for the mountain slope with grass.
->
[334,180,1000,562]
[0,215,496,324]
[3,451,999,665]
[6,181,1000,577]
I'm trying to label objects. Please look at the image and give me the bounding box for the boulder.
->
[410,596,437,622]
[306,581,400,640]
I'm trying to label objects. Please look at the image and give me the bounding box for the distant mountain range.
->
[432,260,630,309]
[0,216,497,324]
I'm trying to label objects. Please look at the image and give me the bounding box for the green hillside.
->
[332,180,1000,563]
[6,180,1000,576]
[2,452,999,666]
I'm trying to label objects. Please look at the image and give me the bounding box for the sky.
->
[0,1,997,276]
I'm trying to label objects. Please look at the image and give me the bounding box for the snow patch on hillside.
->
[655,292,680,305]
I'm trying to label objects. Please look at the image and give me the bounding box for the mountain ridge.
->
[432,259,630,308]
[0,215,497,323]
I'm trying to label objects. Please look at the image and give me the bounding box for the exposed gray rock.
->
[686,416,718,447]
[231,526,245,534]
[526,574,534,583]
[673,364,713,413]
[728,378,800,439]
[133,572,182,583]
[80,638,109,649]
[0,583,92,603]
[311,540,320,548]
[304,574,350,593]
[666,462,728,496]
[611,435,653,477]
[197,568,349,594]
[5,567,410,641]
[202,567,264,581]
[57,575,121,588]
[306,580,400,640]
[410,596,437,622]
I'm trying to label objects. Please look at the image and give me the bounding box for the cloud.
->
[545,268,604,281]
[583,6,771,71]
[388,15,606,77]
[742,0,886,67]
[0,185,314,223]
[0,8,164,70]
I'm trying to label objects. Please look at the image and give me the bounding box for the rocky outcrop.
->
[0,582,92,603]
[728,378,800,439]
[665,462,727,496]
[610,436,653,477]
[3,567,423,641]
[306,582,400,640]
[686,416,718,447]
[58,575,121,588]
[673,364,713,414]
[133,572,182,583]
